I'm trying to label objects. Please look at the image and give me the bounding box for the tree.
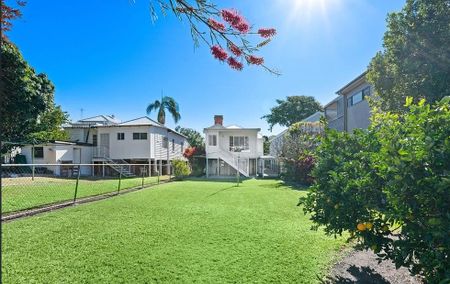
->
[279,121,324,184]
[149,0,278,74]
[367,0,450,112]
[262,96,323,131]
[301,98,450,282]
[175,126,205,149]
[146,96,181,125]
[0,41,68,146]
[1,0,26,41]
[262,135,271,155]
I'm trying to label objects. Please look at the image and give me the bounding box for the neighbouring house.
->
[203,115,275,177]
[269,111,324,159]
[20,115,188,177]
[325,71,372,132]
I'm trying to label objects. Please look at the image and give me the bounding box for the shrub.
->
[280,121,324,185]
[301,97,450,282]
[171,159,191,179]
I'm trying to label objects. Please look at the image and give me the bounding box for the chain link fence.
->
[1,163,173,216]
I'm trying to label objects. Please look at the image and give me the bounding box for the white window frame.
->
[117,133,125,140]
[229,136,249,152]
[208,135,217,146]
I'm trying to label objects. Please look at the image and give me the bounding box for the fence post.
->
[157,170,160,184]
[73,165,81,203]
[117,167,122,194]
[141,166,145,188]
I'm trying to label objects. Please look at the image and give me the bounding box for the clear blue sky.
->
[9,0,405,135]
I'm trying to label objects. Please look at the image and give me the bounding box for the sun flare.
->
[282,0,342,26]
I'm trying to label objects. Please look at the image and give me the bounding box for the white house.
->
[269,111,324,158]
[203,115,267,177]
[21,115,188,177]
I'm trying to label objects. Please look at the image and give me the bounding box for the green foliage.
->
[172,159,191,178]
[301,98,450,282]
[280,121,324,185]
[367,0,450,112]
[262,96,323,131]
[0,41,68,147]
[27,106,69,143]
[146,96,181,125]
[175,126,205,150]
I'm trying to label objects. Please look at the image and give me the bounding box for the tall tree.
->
[146,96,181,125]
[0,41,68,146]
[367,0,450,112]
[262,96,323,131]
[175,126,204,150]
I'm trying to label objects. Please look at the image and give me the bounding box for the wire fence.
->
[1,163,173,216]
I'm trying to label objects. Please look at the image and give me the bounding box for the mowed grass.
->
[2,179,346,283]
[2,175,170,213]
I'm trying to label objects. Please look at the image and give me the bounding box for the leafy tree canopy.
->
[262,96,323,131]
[175,126,205,150]
[367,0,450,112]
[0,41,68,147]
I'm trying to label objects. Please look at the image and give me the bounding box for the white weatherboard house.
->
[204,115,270,177]
[269,111,324,159]
[21,115,188,177]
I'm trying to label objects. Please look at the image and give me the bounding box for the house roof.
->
[119,116,162,126]
[78,115,121,124]
[65,114,121,128]
[204,124,261,132]
[336,71,368,95]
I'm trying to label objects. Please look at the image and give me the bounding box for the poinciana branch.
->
[149,0,280,75]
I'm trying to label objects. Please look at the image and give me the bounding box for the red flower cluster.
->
[257,28,277,38]
[208,18,225,32]
[183,147,196,159]
[211,45,228,61]
[246,55,264,65]
[221,9,249,33]
[227,57,243,70]
[228,43,242,57]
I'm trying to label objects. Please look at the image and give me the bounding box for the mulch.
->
[325,248,424,284]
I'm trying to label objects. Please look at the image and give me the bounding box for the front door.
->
[99,134,110,158]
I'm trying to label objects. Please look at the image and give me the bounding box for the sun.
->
[283,0,341,26]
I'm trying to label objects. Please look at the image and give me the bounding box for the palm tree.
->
[146,95,181,125]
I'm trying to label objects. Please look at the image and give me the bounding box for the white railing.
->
[217,145,249,177]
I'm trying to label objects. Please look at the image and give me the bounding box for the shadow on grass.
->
[257,179,310,192]
[183,177,247,183]
[205,185,238,197]
[321,265,390,284]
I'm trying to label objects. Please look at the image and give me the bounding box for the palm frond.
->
[146,100,161,114]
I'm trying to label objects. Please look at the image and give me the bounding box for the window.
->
[162,137,168,148]
[208,135,217,146]
[348,86,370,107]
[229,136,249,152]
[133,133,147,140]
[362,86,371,98]
[117,133,125,140]
[33,147,44,158]
[92,135,98,146]
[172,139,175,152]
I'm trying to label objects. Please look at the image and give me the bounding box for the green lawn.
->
[2,179,346,283]
[2,175,170,213]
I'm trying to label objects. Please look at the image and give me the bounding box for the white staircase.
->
[104,158,135,177]
[217,147,249,177]
[93,146,135,177]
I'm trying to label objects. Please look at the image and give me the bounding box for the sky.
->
[8,0,405,136]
